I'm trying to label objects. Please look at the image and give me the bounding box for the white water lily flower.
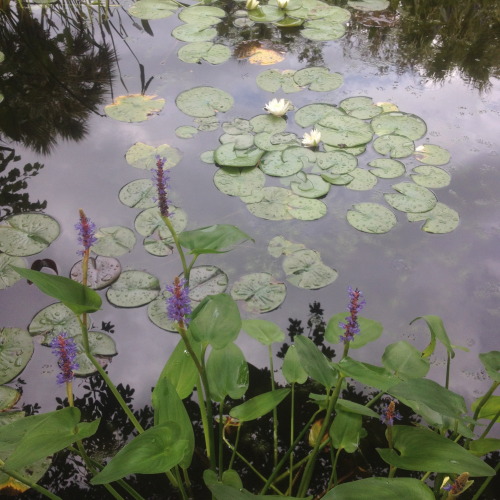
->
[264,98,292,117]
[277,0,290,8]
[246,0,260,10]
[302,128,321,147]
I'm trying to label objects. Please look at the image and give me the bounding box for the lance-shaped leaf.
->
[337,357,400,391]
[410,315,454,358]
[382,341,430,379]
[241,319,285,345]
[471,395,500,420]
[230,388,290,422]
[282,345,308,384]
[330,409,362,453]
[179,224,253,255]
[295,335,337,389]
[479,351,500,382]
[12,267,101,314]
[469,438,500,456]
[207,480,309,499]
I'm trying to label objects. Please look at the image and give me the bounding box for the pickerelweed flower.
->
[264,98,293,117]
[50,333,79,385]
[153,155,170,218]
[75,209,97,255]
[442,473,471,497]
[246,0,259,9]
[302,128,321,147]
[339,286,365,343]
[166,276,191,327]
[380,400,402,426]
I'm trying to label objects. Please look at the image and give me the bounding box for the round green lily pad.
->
[178,42,231,64]
[248,5,285,22]
[344,168,378,190]
[301,19,346,41]
[0,254,26,289]
[373,134,415,158]
[249,114,287,134]
[348,0,390,11]
[70,256,121,290]
[414,144,451,166]
[214,143,265,168]
[195,116,220,131]
[183,265,228,302]
[287,195,327,220]
[178,5,226,24]
[176,125,198,139]
[134,206,188,239]
[368,158,406,178]
[254,132,299,152]
[384,182,437,213]
[201,150,215,163]
[176,86,234,118]
[347,203,397,233]
[214,167,266,197]
[119,179,156,209]
[28,302,91,344]
[410,166,451,188]
[293,67,344,92]
[290,173,330,198]
[295,103,345,128]
[106,270,160,308]
[128,0,178,19]
[73,331,117,376]
[0,328,34,384]
[0,386,20,411]
[148,291,178,332]
[92,226,136,257]
[315,151,357,174]
[219,132,255,150]
[268,236,306,257]
[231,272,286,313]
[311,4,351,22]
[317,115,373,147]
[223,118,253,135]
[282,249,338,289]
[246,187,294,220]
[407,202,459,233]
[143,234,175,256]
[321,172,353,185]
[0,213,60,257]
[371,112,427,140]
[256,69,302,93]
[339,96,383,119]
[171,24,217,42]
[324,143,366,155]
[125,142,182,170]
[104,94,165,122]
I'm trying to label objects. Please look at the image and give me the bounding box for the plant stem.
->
[0,464,62,500]
[228,423,242,470]
[162,216,189,283]
[466,380,499,445]
[365,390,384,408]
[268,344,278,468]
[218,402,224,479]
[445,352,451,389]
[289,383,296,494]
[471,460,500,500]
[479,410,500,439]
[328,447,341,489]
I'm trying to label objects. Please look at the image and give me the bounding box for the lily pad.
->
[119,179,156,209]
[321,172,354,185]
[293,67,344,92]
[0,254,26,289]
[414,144,451,166]
[256,69,302,93]
[70,256,121,290]
[183,265,229,302]
[104,94,165,122]
[287,196,328,220]
[178,5,226,24]
[223,118,253,135]
[254,132,299,152]
[410,166,451,188]
[148,291,178,332]
[0,213,60,257]
[282,249,337,289]
[134,207,188,239]
[384,182,437,213]
[248,5,285,22]
[249,114,287,134]
[268,236,306,257]
[128,0,178,19]
[125,142,182,170]
[0,386,20,411]
[407,203,459,234]
[260,147,315,177]
[195,116,220,131]
[344,168,378,190]
[324,143,366,155]
[214,167,266,197]
[143,234,175,256]
[201,151,215,163]
[368,158,406,178]
[176,126,198,139]
[371,112,427,141]
[290,173,330,198]
[348,0,390,11]
[0,328,34,384]
[106,270,160,308]
[214,143,265,168]
[295,103,344,128]
[301,19,346,41]
[317,115,373,147]
[171,24,217,43]
[219,132,255,150]
[92,226,136,257]
[28,302,91,344]
[246,187,294,220]
[347,203,397,233]
[231,272,286,313]
[176,87,234,118]
[73,331,117,376]
[315,151,357,174]
[339,96,383,119]
[178,42,231,65]
[373,134,415,158]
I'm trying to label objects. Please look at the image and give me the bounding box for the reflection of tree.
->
[0,6,115,154]
[0,147,47,221]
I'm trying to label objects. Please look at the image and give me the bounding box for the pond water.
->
[0,0,499,497]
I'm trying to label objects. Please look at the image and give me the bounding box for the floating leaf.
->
[0,213,59,257]
[176,125,198,139]
[368,158,405,178]
[195,116,220,131]
[0,386,20,411]
[339,96,382,119]
[321,172,353,185]
[373,134,415,158]
[290,173,331,198]
[106,270,160,308]
[92,226,136,257]
[220,132,255,150]
[344,168,378,190]
[410,166,451,188]
[178,5,226,24]
[348,0,389,11]
[384,182,437,213]
[176,86,234,118]
[315,151,357,174]
[347,203,397,233]
[301,19,346,41]
[214,167,266,198]
[172,24,217,42]
[178,42,231,64]
[273,16,305,27]
[287,196,327,220]
[248,5,285,22]
[249,114,287,133]
[134,206,188,239]
[125,142,182,170]
[184,265,228,302]
[256,69,302,93]
[295,103,344,128]
[371,112,427,140]
[148,292,179,332]
[73,331,117,376]
[0,254,25,289]
[260,147,314,177]
[231,272,286,313]
[268,236,306,257]
[119,179,156,209]
[282,249,337,289]
[254,132,299,152]
[0,328,34,385]
[70,256,121,290]
[201,151,215,163]
[214,143,265,168]
[128,0,178,19]
[105,94,165,122]
[245,187,294,220]
[414,144,451,165]
[293,67,343,92]
[143,235,175,257]
[324,143,366,156]
[317,115,373,147]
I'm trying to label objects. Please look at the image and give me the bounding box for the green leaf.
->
[377,425,496,476]
[172,24,217,42]
[178,5,226,24]
[330,409,362,453]
[469,438,500,456]
[242,319,285,345]
[92,226,137,257]
[471,395,500,420]
[290,173,331,199]
[106,270,160,308]
[407,202,459,234]
[301,20,346,41]
[295,335,337,388]
[0,386,20,410]
[346,203,397,234]
[343,168,378,190]
[384,182,437,213]
[230,389,290,422]
[268,236,306,257]
[176,86,234,118]
[335,399,379,418]
[91,422,187,484]
[128,0,178,19]
[382,341,430,379]
[373,134,415,158]
[315,151,357,174]
[249,114,287,134]
[368,158,406,179]
[256,69,302,93]
[410,315,455,358]
[287,195,328,221]
[414,144,451,165]
[293,67,343,91]
[337,357,400,391]
[179,224,253,255]
[214,167,266,198]
[207,481,310,499]
[105,94,165,122]
[371,112,427,140]
[295,103,344,128]
[176,125,198,138]
[317,115,373,147]
[0,254,26,289]
[12,267,102,314]
[72,331,117,376]
[70,255,121,290]
[125,142,182,170]
[231,272,286,313]
[339,96,383,119]
[248,5,285,22]
[479,351,500,382]
[0,328,34,385]
[282,249,337,289]
[214,143,265,168]
[348,0,389,11]
[410,166,451,188]
[189,294,241,349]
[206,342,249,401]
[325,314,383,348]
[282,345,308,384]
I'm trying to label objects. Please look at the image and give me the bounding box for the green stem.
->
[365,391,384,408]
[0,464,62,499]
[479,410,500,439]
[196,373,212,464]
[268,345,278,468]
[445,352,451,389]
[162,216,189,283]
[289,383,296,494]
[467,380,499,445]
[328,447,342,489]
[218,402,224,479]
[420,471,432,483]
[228,423,242,470]
[471,460,500,500]
[173,466,188,500]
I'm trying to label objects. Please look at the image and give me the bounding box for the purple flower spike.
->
[50,333,79,384]
[75,209,97,255]
[339,287,365,343]
[166,276,191,327]
[153,155,170,218]
[380,400,402,426]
